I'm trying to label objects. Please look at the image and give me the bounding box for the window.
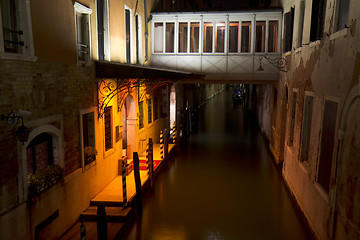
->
[154,22,163,53]
[241,21,251,53]
[26,133,54,175]
[154,95,159,121]
[74,2,92,63]
[104,106,112,151]
[190,22,199,53]
[255,21,266,52]
[300,95,314,162]
[0,0,34,57]
[139,101,144,129]
[178,22,188,53]
[317,100,338,193]
[165,22,174,53]
[147,99,152,124]
[284,8,295,52]
[289,91,297,146]
[125,8,131,63]
[215,22,225,53]
[82,112,95,165]
[310,0,326,42]
[297,1,305,48]
[268,21,279,53]
[335,0,350,31]
[135,14,142,64]
[203,22,213,53]
[229,22,239,53]
[97,0,109,60]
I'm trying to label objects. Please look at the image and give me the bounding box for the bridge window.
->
[229,22,239,53]
[178,22,188,53]
[165,22,174,53]
[215,22,225,53]
[190,22,199,53]
[255,21,266,52]
[203,22,213,53]
[268,21,279,53]
[241,21,251,53]
[154,22,163,53]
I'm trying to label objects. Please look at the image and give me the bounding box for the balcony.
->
[150,10,283,83]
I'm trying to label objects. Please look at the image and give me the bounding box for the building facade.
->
[0,0,192,239]
[257,0,360,239]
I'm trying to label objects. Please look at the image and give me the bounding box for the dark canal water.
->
[121,88,311,240]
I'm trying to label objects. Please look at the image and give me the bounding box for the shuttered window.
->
[310,0,326,42]
[104,106,112,151]
[147,99,152,124]
[139,101,144,129]
[283,8,294,52]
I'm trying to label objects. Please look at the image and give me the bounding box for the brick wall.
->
[0,59,96,215]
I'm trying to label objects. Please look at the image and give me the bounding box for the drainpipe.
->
[144,0,149,62]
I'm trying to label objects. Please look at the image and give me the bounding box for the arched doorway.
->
[122,94,136,159]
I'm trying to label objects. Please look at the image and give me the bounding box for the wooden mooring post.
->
[148,138,154,192]
[97,205,107,240]
[133,152,143,215]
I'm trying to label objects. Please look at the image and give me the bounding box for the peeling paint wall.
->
[259,0,360,239]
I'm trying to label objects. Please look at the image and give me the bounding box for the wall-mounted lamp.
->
[1,109,31,144]
[258,55,287,72]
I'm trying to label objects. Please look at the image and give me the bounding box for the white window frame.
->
[334,0,350,32]
[0,0,36,61]
[96,0,110,61]
[80,107,97,171]
[74,2,92,65]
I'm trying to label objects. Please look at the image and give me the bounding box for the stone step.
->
[81,206,132,222]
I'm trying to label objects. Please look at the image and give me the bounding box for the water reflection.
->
[121,89,310,240]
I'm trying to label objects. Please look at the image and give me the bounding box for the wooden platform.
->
[81,206,133,222]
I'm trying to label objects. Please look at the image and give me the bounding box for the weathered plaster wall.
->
[264,0,360,239]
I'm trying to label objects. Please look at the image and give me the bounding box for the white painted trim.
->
[74,2,93,14]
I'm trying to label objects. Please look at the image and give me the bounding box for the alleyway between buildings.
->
[120,87,313,240]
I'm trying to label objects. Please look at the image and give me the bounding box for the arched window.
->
[26,133,54,175]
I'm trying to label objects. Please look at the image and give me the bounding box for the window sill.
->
[83,160,96,172]
[309,40,321,48]
[0,52,38,62]
[330,28,348,41]
[295,47,302,53]
[314,182,329,204]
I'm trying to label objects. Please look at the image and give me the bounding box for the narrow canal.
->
[121,88,311,240]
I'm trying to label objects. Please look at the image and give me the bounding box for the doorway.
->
[122,94,136,159]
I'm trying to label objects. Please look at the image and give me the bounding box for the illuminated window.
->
[178,22,188,53]
[82,112,95,165]
[26,133,54,175]
[300,95,314,162]
[203,22,213,53]
[190,22,199,53]
[165,22,174,53]
[154,22,163,53]
[335,0,350,31]
[74,2,92,62]
[255,21,266,52]
[147,99,152,124]
[215,22,225,53]
[241,21,251,53]
[229,22,239,53]
[0,0,34,56]
[104,106,112,151]
[268,21,278,53]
